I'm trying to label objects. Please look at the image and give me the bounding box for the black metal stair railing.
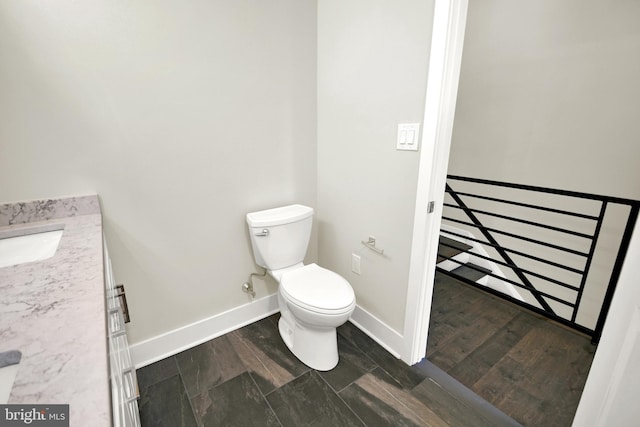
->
[437,175,639,344]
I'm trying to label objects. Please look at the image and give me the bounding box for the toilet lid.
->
[280,264,355,312]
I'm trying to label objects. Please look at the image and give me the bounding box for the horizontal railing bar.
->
[436,267,594,337]
[447,175,640,206]
[443,175,640,342]
[444,190,600,220]
[440,230,585,274]
[444,203,595,239]
[442,216,590,257]
[440,256,576,308]
[438,240,581,292]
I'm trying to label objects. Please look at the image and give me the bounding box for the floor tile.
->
[412,375,501,427]
[138,375,197,427]
[137,356,179,391]
[318,334,377,392]
[364,345,427,389]
[339,322,427,389]
[136,281,550,427]
[428,295,519,372]
[485,383,545,426]
[337,322,380,355]
[340,368,448,427]
[231,316,310,394]
[447,313,535,385]
[428,272,594,426]
[175,335,246,399]
[414,360,521,427]
[227,328,298,395]
[190,372,280,427]
[266,371,364,427]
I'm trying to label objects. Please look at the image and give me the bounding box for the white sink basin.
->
[0,225,64,268]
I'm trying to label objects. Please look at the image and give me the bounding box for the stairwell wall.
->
[446,0,640,328]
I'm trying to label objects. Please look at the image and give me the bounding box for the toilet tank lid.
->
[246,204,313,228]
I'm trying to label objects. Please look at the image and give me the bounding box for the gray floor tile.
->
[339,367,448,427]
[413,360,521,427]
[175,335,246,399]
[337,322,380,355]
[412,375,508,427]
[137,356,179,391]
[358,342,428,389]
[318,334,377,392]
[266,371,364,427]
[428,272,593,426]
[139,374,197,427]
[232,317,310,394]
[191,372,280,427]
[338,321,427,390]
[136,301,528,427]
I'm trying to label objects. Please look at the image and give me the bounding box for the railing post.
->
[591,204,639,344]
[571,201,607,323]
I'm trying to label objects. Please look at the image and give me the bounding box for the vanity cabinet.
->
[104,241,141,427]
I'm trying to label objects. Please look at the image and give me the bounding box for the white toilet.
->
[246,204,356,371]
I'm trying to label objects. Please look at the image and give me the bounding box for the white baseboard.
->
[129,295,405,368]
[129,294,279,368]
[350,305,404,359]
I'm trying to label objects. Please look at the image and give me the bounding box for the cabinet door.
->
[104,238,140,427]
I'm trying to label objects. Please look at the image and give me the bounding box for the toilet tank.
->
[246,204,313,270]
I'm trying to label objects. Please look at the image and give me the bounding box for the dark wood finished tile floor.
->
[427,272,597,426]
[137,312,520,427]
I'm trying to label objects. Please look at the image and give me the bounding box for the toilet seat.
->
[280,264,355,315]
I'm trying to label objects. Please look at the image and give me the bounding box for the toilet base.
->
[278,314,339,371]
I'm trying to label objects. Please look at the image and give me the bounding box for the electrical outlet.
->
[351,253,361,275]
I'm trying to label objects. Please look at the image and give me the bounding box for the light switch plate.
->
[397,123,420,151]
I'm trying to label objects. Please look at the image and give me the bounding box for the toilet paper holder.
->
[361,236,384,255]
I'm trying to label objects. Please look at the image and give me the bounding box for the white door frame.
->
[402,0,469,364]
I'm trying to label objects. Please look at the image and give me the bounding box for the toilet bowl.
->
[246,205,356,371]
[277,263,355,371]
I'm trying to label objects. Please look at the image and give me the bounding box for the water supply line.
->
[242,268,267,299]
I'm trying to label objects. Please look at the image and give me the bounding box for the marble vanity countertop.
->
[0,195,110,425]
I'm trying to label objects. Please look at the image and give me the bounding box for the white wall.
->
[317,0,434,334]
[450,0,640,197]
[0,0,317,344]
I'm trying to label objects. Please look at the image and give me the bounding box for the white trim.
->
[128,295,402,368]
[350,305,403,358]
[402,0,469,365]
[129,294,279,368]
[596,307,640,422]
[572,227,640,426]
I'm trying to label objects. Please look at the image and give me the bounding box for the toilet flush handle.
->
[255,229,269,237]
